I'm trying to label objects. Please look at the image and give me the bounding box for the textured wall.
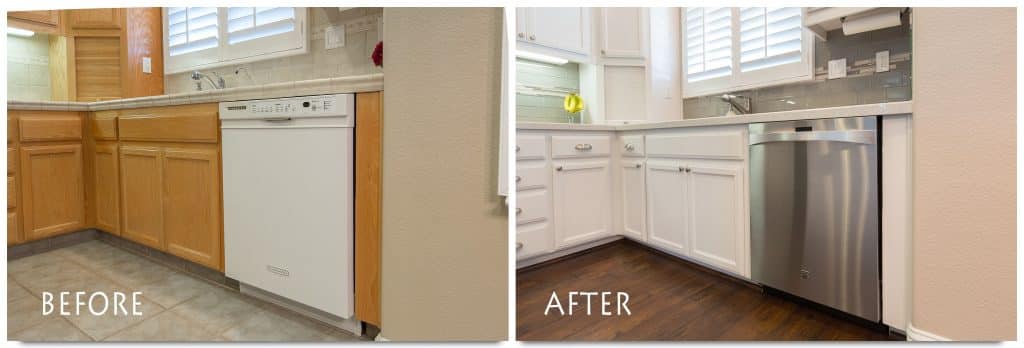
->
[911,8,1016,340]
[380,8,507,341]
[165,8,381,93]
[7,34,52,101]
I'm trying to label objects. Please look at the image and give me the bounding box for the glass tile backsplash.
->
[684,18,912,119]
[516,58,582,123]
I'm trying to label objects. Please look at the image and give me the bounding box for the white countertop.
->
[7,73,384,112]
[518,101,913,132]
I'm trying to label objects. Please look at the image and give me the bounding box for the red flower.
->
[371,41,383,67]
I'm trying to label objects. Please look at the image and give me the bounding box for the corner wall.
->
[379,8,508,341]
[910,7,1016,340]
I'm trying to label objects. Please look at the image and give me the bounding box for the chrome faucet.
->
[191,70,225,91]
[720,94,751,115]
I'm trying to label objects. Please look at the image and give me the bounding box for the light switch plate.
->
[828,58,847,79]
[142,57,152,74]
[875,50,890,73]
[325,25,345,50]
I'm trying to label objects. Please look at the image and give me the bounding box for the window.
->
[683,7,812,97]
[164,7,307,73]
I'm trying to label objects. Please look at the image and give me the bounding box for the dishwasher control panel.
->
[219,94,354,120]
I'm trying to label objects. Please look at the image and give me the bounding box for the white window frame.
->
[163,7,308,74]
[682,7,813,98]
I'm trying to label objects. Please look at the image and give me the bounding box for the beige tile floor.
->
[8,240,364,342]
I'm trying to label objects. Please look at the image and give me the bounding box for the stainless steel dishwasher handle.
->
[749,130,876,145]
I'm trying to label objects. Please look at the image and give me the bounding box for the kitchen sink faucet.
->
[191,70,226,91]
[720,94,751,115]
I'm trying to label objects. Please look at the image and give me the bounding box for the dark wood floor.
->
[517,240,900,341]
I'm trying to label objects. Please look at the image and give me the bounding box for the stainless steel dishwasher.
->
[749,116,880,321]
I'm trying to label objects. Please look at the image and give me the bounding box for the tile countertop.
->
[517,101,913,132]
[7,73,384,112]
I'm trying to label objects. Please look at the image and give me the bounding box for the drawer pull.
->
[635,163,642,168]
[685,168,691,173]
[555,166,563,171]
[624,143,635,151]
[516,242,524,250]
[515,176,522,183]
[678,167,685,172]
[516,145,521,152]
[574,144,593,151]
[516,208,523,215]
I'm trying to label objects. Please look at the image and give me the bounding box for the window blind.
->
[167,7,219,56]
[227,7,297,45]
[685,7,732,82]
[739,7,803,72]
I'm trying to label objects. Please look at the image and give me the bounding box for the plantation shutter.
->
[739,7,803,72]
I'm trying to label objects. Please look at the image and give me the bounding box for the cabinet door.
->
[525,8,590,55]
[516,222,553,261]
[8,11,59,26]
[67,8,122,29]
[621,159,646,240]
[552,160,611,248]
[515,8,528,42]
[600,7,643,58]
[94,143,119,234]
[688,162,746,276]
[20,144,85,240]
[8,211,20,245]
[120,146,163,248]
[162,148,222,270]
[645,159,688,255]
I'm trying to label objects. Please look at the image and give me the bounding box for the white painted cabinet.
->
[517,8,592,58]
[552,159,612,248]
[599,7,644,59]
[515,133,554,262]
[644,159,689,255]
[620,158,645,241]
[687,162,747,276]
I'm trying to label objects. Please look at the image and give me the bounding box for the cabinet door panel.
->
[552,160,611,248]
[600,7,643,58]
[20,145,85,240]
[68,8,122,29]
[526,8,589,55]
[8,211,20,245]
[688,163,745,276]
[645,159,688,255]
[120,146,163,248]
[9,11,60,26]
[621,159,645,240]
[94,143,119,234]
[162,148,221,270]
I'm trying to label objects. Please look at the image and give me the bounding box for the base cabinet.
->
[93,143,120,234]
[120,146,164,248]
[645,159,688,255]
[687,162,746,276]
[162,148,221,270]
[552,160,612,247]
[20,144,86,240]
[620,159,646,240]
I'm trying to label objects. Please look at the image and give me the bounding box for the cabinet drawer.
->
[19,115,83,142]
[516,134,547,160]
[516,189,550,225]
[646,131,744,159]
[91,113,118,140]
[552,135,611,158]
[7,148,15,174]
[620,135,645,157]
[516,222,552,260]
[7,176,14,209]
[118,104,219,143]
[516,162,548,191]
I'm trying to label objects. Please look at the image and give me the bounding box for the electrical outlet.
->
[142,57,152,74]
[325,25,345,50]
[828,58,847,79]
[876,50,890,73]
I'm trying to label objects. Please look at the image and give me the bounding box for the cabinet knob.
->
[685,168,691,173]
[601,49,606,55]
[678,167,685,172]
[516,242,524,250]
[515,145,521,152]
[574,144,593,151]
[516,208,523,215]
[515,175,522,183]
[624,143,635,151]
[635,163,642,168]
[517,32,525,38]
[529,34,536,40]
[556,166,564,171]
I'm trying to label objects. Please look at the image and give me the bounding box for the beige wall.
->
[380,8,507,341]
[911,8,1016,340]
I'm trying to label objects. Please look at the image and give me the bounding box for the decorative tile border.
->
[8,73,383,112]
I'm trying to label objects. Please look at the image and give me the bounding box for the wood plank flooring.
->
[517,240,900,341]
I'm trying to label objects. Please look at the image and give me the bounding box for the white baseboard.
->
[906,322,951,341]
[516,235,623,269]
[374,333,389,341]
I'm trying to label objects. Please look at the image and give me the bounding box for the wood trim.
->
[354,91,383,327]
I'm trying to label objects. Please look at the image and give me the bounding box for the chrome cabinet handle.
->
[516,242,524,250]
[515,176,522,183]
[574,144,593,151]
[555,166,563,171]
[516,208,522,215]
[624,143,635,151]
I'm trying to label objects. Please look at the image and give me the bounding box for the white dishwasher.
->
[219,94,355,326]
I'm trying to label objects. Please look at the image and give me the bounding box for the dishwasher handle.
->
[748,130,876,146]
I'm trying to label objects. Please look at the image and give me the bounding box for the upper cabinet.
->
[517,8,592,61]
[598,7,645,60]
[8,10,61,34]
[682,7,814,97]
[67,8,123,29]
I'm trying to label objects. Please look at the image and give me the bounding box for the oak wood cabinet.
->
[119,146,164,248]
[93,142,120,234]
[20,144,86,240]
[7,10,61,34]
[67,8,122,29]
[162,148,222,270]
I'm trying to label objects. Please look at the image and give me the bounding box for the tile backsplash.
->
[684,17,912,119]
[7,34,52,101]
[516,58,583,123]
[164,8,381,94]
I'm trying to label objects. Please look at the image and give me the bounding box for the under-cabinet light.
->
[516,51,568,65]
[7,27,34,37]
